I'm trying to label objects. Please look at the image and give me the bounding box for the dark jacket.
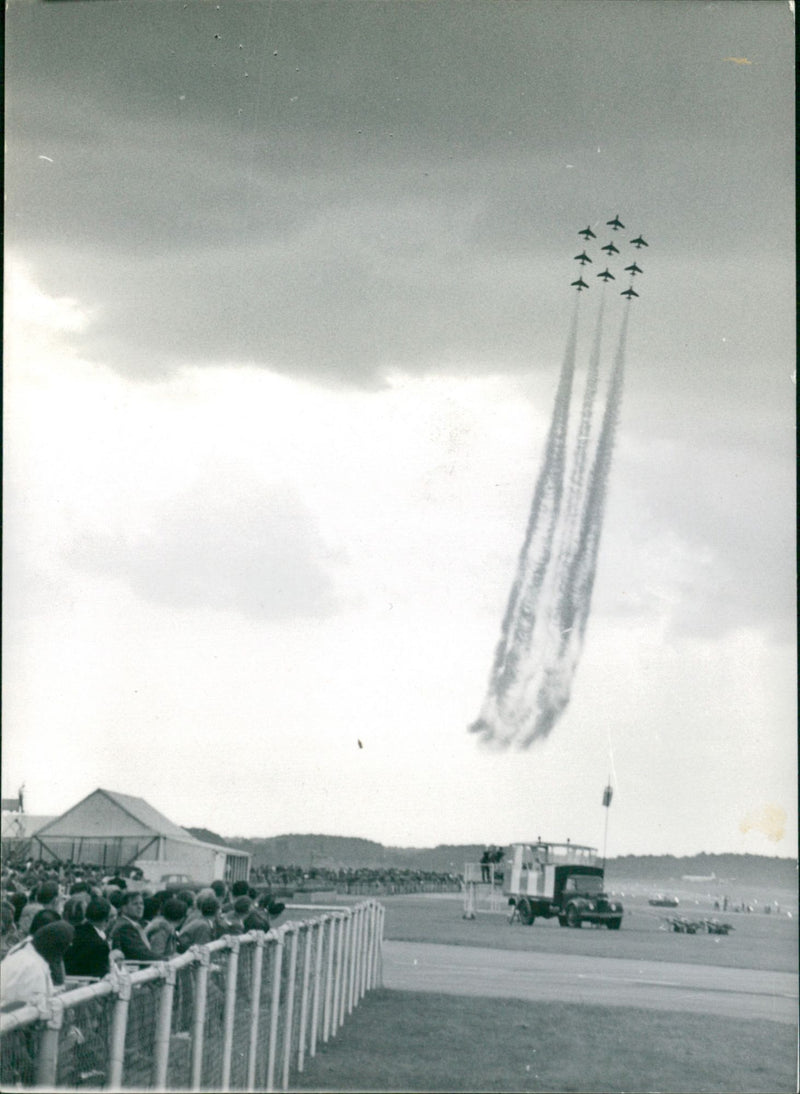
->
[109,916,155,962]
[64,922,110,978]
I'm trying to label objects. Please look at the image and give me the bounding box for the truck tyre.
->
[558,914,568,927]
[566,904,582,929]
[517,898,534,926]
[607,918,622,930]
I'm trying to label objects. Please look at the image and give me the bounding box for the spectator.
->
[223,896,251,935]
[0,921,74,1012]
[64,898,116,978]
[18,881,61,936]
[108,892,155,962]
[145,898,187,958]
[62,897,87,928]
[29,908,62,937]
[1,900,21,959]
[9,892,27,925]
[177,895,220,951]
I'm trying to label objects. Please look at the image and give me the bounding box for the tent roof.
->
[35,788,196,842]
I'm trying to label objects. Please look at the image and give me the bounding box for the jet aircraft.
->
[596,268,615,281]
[620,287,638,299]
[571,277,589,292]
[607,215,625,231]
[630,235,649,248]
[578,226,596,240]
[601,242,620,255]
[624,262,643,276]
[574,251,593,265]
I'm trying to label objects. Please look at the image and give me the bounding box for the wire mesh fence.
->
[0,900,383,1091]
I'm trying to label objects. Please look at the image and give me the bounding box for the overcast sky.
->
[4,0,795,857]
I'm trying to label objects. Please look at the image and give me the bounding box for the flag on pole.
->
[602,784,613,808]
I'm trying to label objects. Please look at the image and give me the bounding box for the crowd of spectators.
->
[0,863,285,1013]
[251,864,462,895]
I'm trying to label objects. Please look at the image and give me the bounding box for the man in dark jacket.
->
[108,892,155,962]
[64,898,114,978]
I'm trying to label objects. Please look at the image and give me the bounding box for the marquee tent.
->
[31,788,250,883]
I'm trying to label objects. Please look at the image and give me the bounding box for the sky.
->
[3,0,796,858]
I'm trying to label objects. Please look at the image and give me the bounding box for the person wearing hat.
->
[0,921,74,1011]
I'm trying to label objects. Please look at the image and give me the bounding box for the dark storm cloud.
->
[6,0,794,384]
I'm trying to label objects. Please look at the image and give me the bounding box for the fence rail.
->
[0,900,384,1091]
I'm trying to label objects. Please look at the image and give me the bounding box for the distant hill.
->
[217,833,797,888]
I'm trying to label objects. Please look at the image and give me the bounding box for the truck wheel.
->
[558,915,568,927]
[566,904,582,929]
[607,918,622,930]
[517,898,534,926]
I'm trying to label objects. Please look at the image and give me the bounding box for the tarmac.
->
[382,940,799,1025]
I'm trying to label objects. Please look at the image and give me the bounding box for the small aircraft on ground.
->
[597,268,615,281]
[630,235,649,248]
[574,251,593,265]
[601,241,620,255]
[624,262,643,276]
[607,214,625,230]
[571,277,589,291]
[621,286,638,299]
[578,226,596,240]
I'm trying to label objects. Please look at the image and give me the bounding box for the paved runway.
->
[382,941,798,1025]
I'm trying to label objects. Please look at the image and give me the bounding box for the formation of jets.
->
[570,218,649,298]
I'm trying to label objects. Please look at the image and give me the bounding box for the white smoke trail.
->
[521,304,631,745]
[469,300,580,746]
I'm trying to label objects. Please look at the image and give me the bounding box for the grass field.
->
[379,892,799,973]
[292,989,797,1093]
[287,890,798,1093]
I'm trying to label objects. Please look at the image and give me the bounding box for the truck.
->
[503,840,623,929]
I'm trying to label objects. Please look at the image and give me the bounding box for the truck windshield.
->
[564,875,603,895]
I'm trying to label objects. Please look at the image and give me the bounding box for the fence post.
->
[296,924,313,1073]
[281,927,299,1091]
[108,966,132,1089]
[361,903,372,998]
[153,963,176,1091]
[220,935,240,1091]
[331,914,344,1035]
[310,918,324,1057]
[190,947,210,1092]
[266,930,284,1094]
[35,996,63,1089]
[322,915,335,1043]
[246,933,265,1092]
[353,904,363,1006]
[372,904,384,988]
[339,911,351,1025]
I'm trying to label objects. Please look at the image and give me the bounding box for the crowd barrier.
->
[0,899,384,1091]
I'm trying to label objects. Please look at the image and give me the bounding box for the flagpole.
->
[601,778,612,872]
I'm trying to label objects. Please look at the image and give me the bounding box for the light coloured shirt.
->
[0,941,53,1010]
